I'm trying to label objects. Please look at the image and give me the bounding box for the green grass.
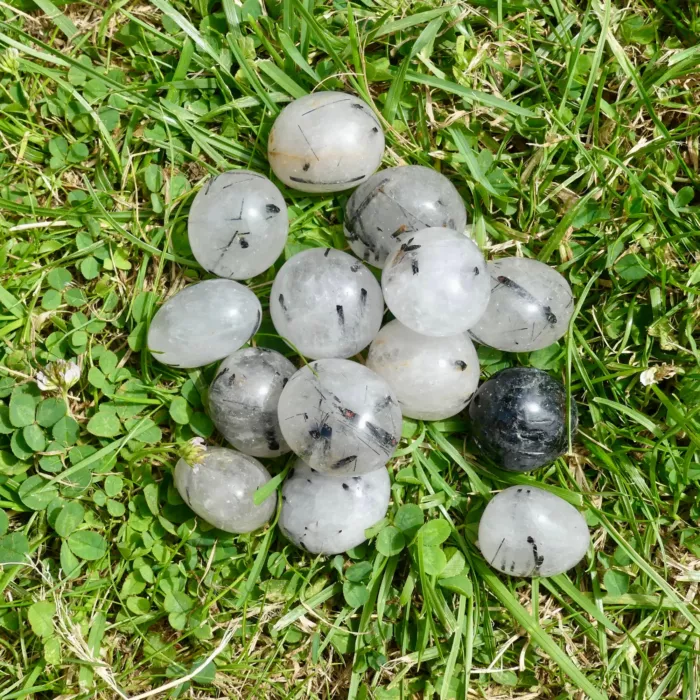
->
[0,0,699,698]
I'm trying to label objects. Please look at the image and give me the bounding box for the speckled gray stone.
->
[277,359,402,475]
[478,485,589,577]
[344,166,467,268]
[280,459,390,554]
[188,170,288,280]
[469,368,577,472]
[174,446,276,533]
[268,92,385,193]
[147,280,261,368]
[469,258,574,352]
[382,228,490,337]
[367,320,480,420]
[270,248,384,359]
[209,348,296,457]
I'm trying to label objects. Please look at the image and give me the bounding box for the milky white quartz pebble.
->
[367,320,480,420]
[268,92,385,193]
[344,165,467,268]
[147,280,261,368]
[174,446,276,533]
[209,347,296,457]
[270,248,384,359]
[280,459,390,554]
[381,228,490,337]
[478,485,590,577]
[188,170,288,280]
[277,359,402,475]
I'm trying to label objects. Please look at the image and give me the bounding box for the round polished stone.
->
[277,359,402,475]
[209,347,296,457]
[279,459,390,555]
[270,248,384,359]
[188,170,288,280]
[174,446,276,533]
[381,228,490,336]
[478,485,590,577]
[468,367,577,472]
[344,165,467,268]
[268,92,385,193]
[469,258,574,352]
[147,280,261,368]
[367,320,480,420]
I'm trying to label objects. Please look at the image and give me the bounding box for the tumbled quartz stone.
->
[469,257,574,352]
[277,359,402,475]
[147,280,261,368]
[174,446,276,533]
[367,320,480,420]
[280,459,390,555]
[188,170,288,280]
[267,92,385,193]
[478,485,590,577]
[382,228,490,337]
[469,367,577,472]
[209,347,296,457]
[270,248,384,359]
[344,165,467,268]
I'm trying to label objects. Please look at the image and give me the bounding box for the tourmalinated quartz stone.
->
[469,367,577,472]
[277,359,402,475]
[209,347,296,457]
[174,446,276,533]
[270,248,384,359]
[381,228,490,337]
[344,165,467,268]
[367,320,480,420]
[267,92,385,193]
[147,280,261,368]
[478,485,590,577]
[279,459,390,554]
[469,257,574,352]
[188,170,288,280]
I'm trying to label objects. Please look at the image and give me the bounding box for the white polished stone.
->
[344,165,467,268]
[381,228,490,336]
[270,248,384,359]
[147,280,261,368]
[188,170,288,280]
[478,485,589,577]
[268,92,385,193]
[367,320,480,420]
[277,359,402,475]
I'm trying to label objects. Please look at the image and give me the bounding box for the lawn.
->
[0,0,699,698]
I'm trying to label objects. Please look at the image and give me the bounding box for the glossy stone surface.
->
[174,447,276,533]
[268,92,385,193]
[280,459,390,554]
[188,170,288,280]
[381,228,490,337]
[469,258,574,352]
[469,368,577,472]
[270,248,384,359]
[277,359,402,475]
[478,485,589,577]
[209,348,296,457]
[367,320,480,420]
[147,280,261,368]
[344,166,467,268]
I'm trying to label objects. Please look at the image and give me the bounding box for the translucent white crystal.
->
[367,320,480,420]
[277,359,402,475]
[270,248,384,359]
[279,459,390,554]
[147,280,261,368]
[268,92,385,193]
[188,170,288,280]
